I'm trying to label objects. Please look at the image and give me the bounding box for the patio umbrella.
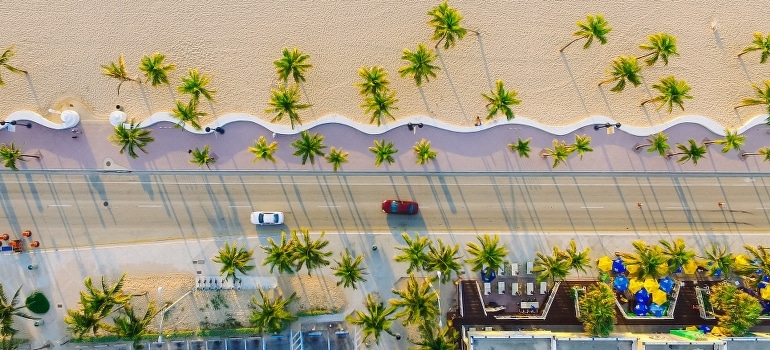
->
[643,278,659,292]
[481,268,496,283]
[612,259,626,274]
[613,275,629,291]
[629,278,644,293]
[649,303,665,317]
[659,276,675,293]
[682,260,698,275]
[761,286,770,301]
[597,256,613,272]
[635,288,650,304]
[652,289,668,305]
[633,302,649,316]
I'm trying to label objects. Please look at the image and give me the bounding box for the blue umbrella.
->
[612,259,626,274]
[613,275,630,291]
[481,268,496,282]
[659,277,674,293]
[698,325,712,333]
[649,303,664,317]
[635,288,650,304]
[633,302,649,316]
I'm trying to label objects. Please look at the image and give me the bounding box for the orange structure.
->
[22,230,32,237]
[30,241,40,248]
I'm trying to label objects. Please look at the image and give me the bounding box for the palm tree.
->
[427,1,476,50]
[634,132,671,156]
[274,47,312,84]
[109,119,154,159]
[172,99,206,131]
[346,293,397,344]
[560,14,612,52]
[390,274,439,326]
[109,301,158,350]
[564,239,591,276]
[734,80,770,123]
[325,146,348,172]
[640,76,693,113]
[482,80,520,121]
[0,46,27,87]
[369,138,398,167]
[189,145,217,170]
[741,146,770,161]
[705,129,746,153]
[598,56,642,92]
[668,139,707,165]
[331,249,367,289]
[0,143,40,171]
[260,231,296,274]
[356,66,390,96]
[101,54,138,95]
[541,139,572,168]
[532,247,570,284]
[465,234,508,280]
[619,240,668,280]
[411,324,458,350]
[570,134,593,159]
[413,138,438,164]
[362,90,398,126]
[212,241,255,283]
[0,284,37,339]
[266,84,310,129]
[291,228,332,275]
[638,33,679,66]
[659,238,695,274]
[577,283,616,337]
[425,238,462,284]
[138,53,175,87]
[64,301,103,339]
[78,273,131,329]
[735,244,770,279]
[738,32,770,63]
[291,130,326,165]
[699,243,735,277]
[248,136,279,163]
[399,44,440,86]
[178,68,216,103]
[249,289,297,334]
[394,232,432,274]
[508,137,532,158]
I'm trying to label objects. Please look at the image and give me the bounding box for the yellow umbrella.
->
[682,260,698,275]
[644,278,659,292]
[652,289,668,305]
[626,264,639,276]
[629,278,644,293]
[761,287,770,300]
[597,256,613,272]
[735,254,751,267]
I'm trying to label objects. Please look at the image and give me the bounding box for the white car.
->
[250,211,284,225]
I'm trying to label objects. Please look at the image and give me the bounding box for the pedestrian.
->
[474,116,482,126]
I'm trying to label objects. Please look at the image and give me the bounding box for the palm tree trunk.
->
[559,36,585,52]
[597,77,616,87]
[640,99,655,107]
[434,37,445,49]
[634,143,652,151]
[733,104,754,110]
[636,52,654,60]
[20,154,39,159]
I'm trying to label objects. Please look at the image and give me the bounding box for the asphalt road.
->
[1,172,769,248]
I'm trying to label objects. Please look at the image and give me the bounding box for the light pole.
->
[593,122,621,131]
[205,127,225,135]
[435,271,443,328]
[157,286,164,343]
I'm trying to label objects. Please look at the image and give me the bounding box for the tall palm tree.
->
[598,56,642,92]
[390,274,439,326]
[64,301,103,339]
[212,241,255,283]
[138,53,175,87]
[110,119,154,159]
[741,146,770,161]
[508,137,532,158]
[399,44,440,87]
[482,80,520,121]
[659,238,695,274]
[668,139,707,165]
[541,139,572,168]
[465,234,508,279]
[577,283,616,337]
[291,228,332,275]
[738,32,770,63]
[411,323,458,350]
[260,231,296,275]
[249,289,297,335]
[356,66,390,96]
[564,239,591,276]
[369,138,398,167]
[178,68,216,103]
[274,47,312,84]
[0,46,27,87]
[637,33,679,66]
[570,134,593,159]
[325,146,348,172]
[266,84,310,130]
[80,273,131,319]
[427,1,476,50]
[0,143,40,171]
[172,99,205,131]
[560,14,612,52]
[705,129,746,153]
[425,238,462,284]
[346,293,397,344]
[413,138,438,164]
[395,232,432,274]
[634,132,671,156]
[189,145,217,170]
[640,76,693,113]
[619,240,668,280]
[248,136,279,163]
[0,284,37,339]
[362,90,398,126]
[734,80,770,124]
[331,249,367,289]
[699,243,735,277]
[101,54,138,95]
[109,301,158,350]
[291,130,326,165]
[532,247,570,284]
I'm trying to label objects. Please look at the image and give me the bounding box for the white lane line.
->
[137,205,162,208]
[756,207,770,210]
[228,205,251,208]
[666,206,690,210]
[318,205,341,208]
[48,204,71,207]
[580,206,604,209]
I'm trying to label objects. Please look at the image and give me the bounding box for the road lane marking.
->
[137,205,162,208]
[666,206,690,209]
[318,205,341,208]
[48,204,71,207]
[580,206,604,209]
[228,205,251,208]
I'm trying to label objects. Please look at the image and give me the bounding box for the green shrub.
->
[25,291,50,314]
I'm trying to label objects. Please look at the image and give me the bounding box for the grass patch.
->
[25,291,50,314]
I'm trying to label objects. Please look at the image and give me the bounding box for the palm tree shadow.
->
[597,85,614,118]
[712,28,725,50]
[475,34,493,90]
[559,52,589,115]
[436,48,469,123]
[139,83,153,115]
[206,100,218,123]
[24,73,43,112]
[737,57,753,83]
[299,83,317,121]
[418,86,432,116]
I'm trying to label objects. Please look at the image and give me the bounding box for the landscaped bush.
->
[25,291,50,314]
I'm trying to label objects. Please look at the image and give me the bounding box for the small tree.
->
[362,90,398,126]
[427,1,476,50]
[260,231,296,274]
[482,80,520,121]
[356,66,390,96]
[109,301,158,350]
[738,32,770,63]
[390,274,439,326]
[0,46,27,87]
[659,238,695,274]
[619,240,668,280]
[699,243,734,277]
[212,241,255,283]
[541,139,572,168]
[0,284,37,340]
[291,228,332,275]
[249,289,297,335]
[640,76,693,113]
[138,53,175,87]
[369,138,398,167]
[598,56,642,92]
[465,234,508,280]
[110,119,154,159]
[172,99,205,131]
[346,293,397,344]
[291,130,326,165]
[0,143,40,171]
[734,80,770,124]
[634,132,670,156]
[508,137,532,158]
[189,145,217,170]
[101,54,138,95]
[532,247,570,284]
[410,323,458,350]
[637,33,679,66]
[413,138,438,164]
[560,14,612,52]
[248,136,278,163]
[577,283,616,337]
[394,232,432,274]
[705,128,746,154]
[398,44,440,86]
[564,239,591,276]
[331,249,367,289]
[570,134,593,159]
[668,139,707,165]
[710,283,762,336]
[741,146,770,161]
[274,47,312,84]
[325,146,348,172]
[178,68,216,103]
[425,238,462,284]
[266,84,310,130]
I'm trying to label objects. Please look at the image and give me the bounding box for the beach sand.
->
[2,1,769,129]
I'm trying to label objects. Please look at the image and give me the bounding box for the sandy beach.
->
[2,1,769,129]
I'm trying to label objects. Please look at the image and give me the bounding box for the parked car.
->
[250,211,284,225]
[381,200,418,215]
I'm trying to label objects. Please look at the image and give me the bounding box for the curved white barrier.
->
[2,109,80,130]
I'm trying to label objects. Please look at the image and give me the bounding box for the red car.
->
[382,200,419,215]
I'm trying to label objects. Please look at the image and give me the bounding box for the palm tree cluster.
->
[0,283,38,350]
[260,228,334,276]
[356,66,398,126]
[540,134,593,168]
[532,239,591,284]
[634,129,748,166]
[268,48,312,129]
[394,232,462,284]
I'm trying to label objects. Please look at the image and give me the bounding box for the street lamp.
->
[1,120,31,128]
[593,122,621,131]
[157,287,164,343]
[434,271,443,328]
[205,127,225,135]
